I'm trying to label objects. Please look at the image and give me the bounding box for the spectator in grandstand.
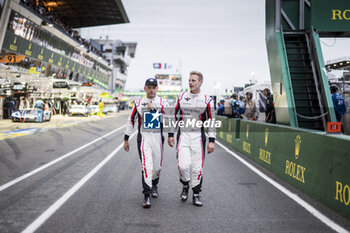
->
[263,88,276,123]
[20,0,103,58]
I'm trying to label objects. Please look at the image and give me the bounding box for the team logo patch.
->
[143,110,161,129]
[185,97,191,101]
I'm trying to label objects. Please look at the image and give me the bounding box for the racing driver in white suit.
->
[124,78,169,208]
[168,71,216,207]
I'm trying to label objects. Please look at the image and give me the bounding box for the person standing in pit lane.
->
[123,78,169,208]
[330,84,347,133]
[34,99,44,123]
[168,71,216,207]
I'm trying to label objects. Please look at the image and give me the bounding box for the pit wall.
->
[216,116,350,220]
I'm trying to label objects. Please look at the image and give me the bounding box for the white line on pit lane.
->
[216,140,349,233]
[21,131,136,233]
[0,125,125,193]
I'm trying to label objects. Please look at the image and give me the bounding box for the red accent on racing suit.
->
[125,96,169,195]
[170,91,216,193]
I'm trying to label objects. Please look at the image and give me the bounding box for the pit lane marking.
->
[216,140,349,233]
[0,125,125,193]
[0,128,38,141]
[0,121,94,141]
[21,131,137,233]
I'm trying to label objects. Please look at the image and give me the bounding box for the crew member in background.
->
[124,78,169,208]
[263,88,276,123]
[217,99,225,115]
[98,100,104,117]
[238,95,245,118]
[330,84,346,132]
[230,94,240,118]
[34,99,44,122]
[243,91,258,121]
[9,99,15,116]
[168,71,216,207]
[43,100,49,121]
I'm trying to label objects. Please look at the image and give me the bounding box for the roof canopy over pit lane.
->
[41,0,129,28]
[326,57,350,70]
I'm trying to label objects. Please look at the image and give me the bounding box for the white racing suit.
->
[124,96,168,195]
[168,91,216,193]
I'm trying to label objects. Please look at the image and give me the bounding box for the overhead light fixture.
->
[46,2,58,7]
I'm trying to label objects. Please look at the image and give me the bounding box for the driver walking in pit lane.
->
[123,78,169,208]
[168,71,216,207]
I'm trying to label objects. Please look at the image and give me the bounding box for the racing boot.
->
[180,185,189,201]
[151,185,159,198]
[192,194,203,207]
[143,195,151,208]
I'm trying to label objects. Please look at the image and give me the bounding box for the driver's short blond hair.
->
[190,71,203,82]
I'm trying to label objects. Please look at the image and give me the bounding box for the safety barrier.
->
[216,116,350,219]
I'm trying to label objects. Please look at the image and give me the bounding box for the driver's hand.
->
[168,137,175,147]
[207,142,215,154]
[124,140,130,152]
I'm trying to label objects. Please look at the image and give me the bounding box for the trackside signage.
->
[285,135,306,183]
[312,0,350,32]
[335,181,350,206]
[216,116,350,220]
[259,128,271,165]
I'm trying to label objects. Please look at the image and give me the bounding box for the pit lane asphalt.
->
[0,112,349,233]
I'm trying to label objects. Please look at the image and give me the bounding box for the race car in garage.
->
[11,109,51,122]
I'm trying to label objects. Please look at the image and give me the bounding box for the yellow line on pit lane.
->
[0,116,107,141]
[0,133,29,141]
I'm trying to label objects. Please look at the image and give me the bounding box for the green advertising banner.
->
[2,30,111,87]
[3,33,22,53]
[56,55,64,67]
[47,51,57,64]
[216,116,350,220]
[65,59,71,70]
[71,61,77,72]
[77,64,82,73]
[312,0,350,32]
[32,46,44,61]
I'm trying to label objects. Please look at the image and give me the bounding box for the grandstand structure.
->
[0,0,130,90]
[0,0,136,118]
